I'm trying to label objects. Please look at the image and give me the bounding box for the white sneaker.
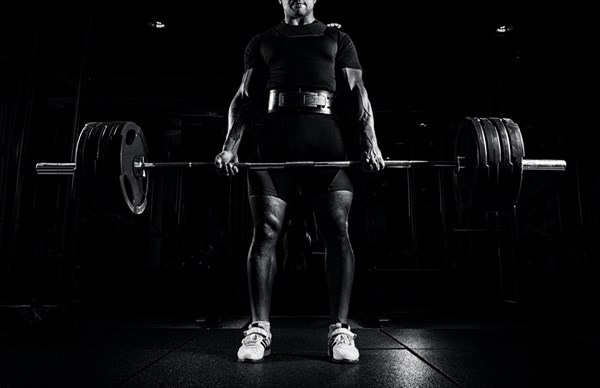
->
[328,323,359,363]
[237,322,272,363]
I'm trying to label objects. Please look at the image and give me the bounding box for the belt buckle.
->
[278,92,302,107]
[302,92,321,108]
[274,90,331,111]
[278,93,286,107]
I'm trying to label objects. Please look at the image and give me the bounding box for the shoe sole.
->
[328,348,358,364]
[331,357,359,364]
[238,348,271,363]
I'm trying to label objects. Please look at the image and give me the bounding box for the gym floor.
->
[2,310,599,388]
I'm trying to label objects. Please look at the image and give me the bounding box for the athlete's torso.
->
[244,20,362,162]
[244,20,362,93]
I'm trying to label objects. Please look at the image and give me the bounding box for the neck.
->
[284,14,316,25]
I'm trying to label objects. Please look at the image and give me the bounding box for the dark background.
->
[1,2,596,328]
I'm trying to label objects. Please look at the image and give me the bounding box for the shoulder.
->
[323,23,354,43]
[323,22,341,36]
[248,22,280,44]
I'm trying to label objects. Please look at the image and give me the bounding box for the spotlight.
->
[148,21,166,29]
[495,25,514,34]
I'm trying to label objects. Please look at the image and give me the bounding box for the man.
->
[214,0,385,364]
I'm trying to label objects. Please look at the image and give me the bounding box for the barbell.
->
[35,117,566,215]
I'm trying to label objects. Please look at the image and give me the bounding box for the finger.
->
[226,163,236,176]
[368,158,377,172]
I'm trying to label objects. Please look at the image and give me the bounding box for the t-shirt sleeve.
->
[336,32,362,70]
[243,34,266,72]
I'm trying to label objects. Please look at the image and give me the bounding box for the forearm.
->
[222,69,261,153]
[341,68,380,151]
[222,95,253,153]
[340,67,384,170]
[353,83,380,152]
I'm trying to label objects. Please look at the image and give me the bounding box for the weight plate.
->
[454,117,488,211]
[502,118,525,210]
[489,117,516,210]
[114,121,149,215]
[480,118,501,192]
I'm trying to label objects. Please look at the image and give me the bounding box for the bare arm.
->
[341,67,385,172]
[215,68,264,175]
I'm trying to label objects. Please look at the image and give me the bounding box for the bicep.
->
[340,67,365,91]
[229,68,267,122]
[236,68,267,100]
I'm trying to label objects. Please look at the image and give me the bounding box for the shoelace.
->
[332,333,355,347]
[241,333,262,346]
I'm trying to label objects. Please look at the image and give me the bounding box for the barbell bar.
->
[34,117,567,215]
[36,159,565,174]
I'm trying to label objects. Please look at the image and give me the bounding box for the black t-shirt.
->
[244,20,362,93]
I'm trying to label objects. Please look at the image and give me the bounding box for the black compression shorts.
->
[247,112,354,203]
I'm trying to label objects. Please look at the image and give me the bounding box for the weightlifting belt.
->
[268,89,334,115]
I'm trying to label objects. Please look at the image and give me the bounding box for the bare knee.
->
[252,213,284,245]
[248,195,287,249]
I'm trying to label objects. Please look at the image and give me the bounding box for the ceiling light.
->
[148,21,166,29]
[495,25,513,34]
